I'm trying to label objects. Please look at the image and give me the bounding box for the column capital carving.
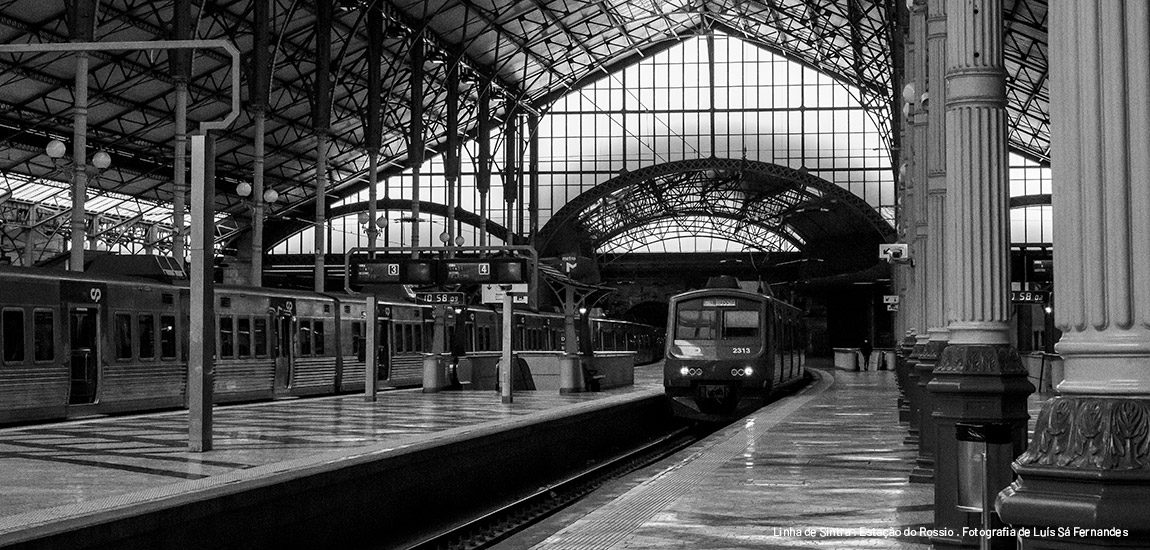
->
[934,344,1026,375]
[1018,396,1150,472]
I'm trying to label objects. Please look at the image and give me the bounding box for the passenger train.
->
[0,265,661,426]
[664,278,806,421]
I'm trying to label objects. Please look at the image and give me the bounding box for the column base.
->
[997,396,1150,549]
[910,457,935,483]
[930,343,1034,550]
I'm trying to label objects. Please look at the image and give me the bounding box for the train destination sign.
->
[703,299,738,307]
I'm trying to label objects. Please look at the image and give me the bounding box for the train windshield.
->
[674,297,762,341]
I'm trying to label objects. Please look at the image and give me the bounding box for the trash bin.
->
[833,348,860,371]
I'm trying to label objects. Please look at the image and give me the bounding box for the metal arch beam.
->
[536,157,895,255]
[598,211,805,251]
[274,198,516,246]
[1009,193,1050,208]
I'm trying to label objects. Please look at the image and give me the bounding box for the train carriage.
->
[664,283,805,421]
[0,264,663,426]
[0,267,189,423]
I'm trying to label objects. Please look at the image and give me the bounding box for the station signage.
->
[352,259,437,284]
[440,258,528,284]
[1011,290,1050,304]
[481,284,528,304]
[414,292,465,305]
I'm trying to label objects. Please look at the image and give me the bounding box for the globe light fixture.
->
[45,139,67,159]
[91,151,111,170]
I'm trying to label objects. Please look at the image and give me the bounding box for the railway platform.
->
[509,364,1051,550]
[508,364,1025,550]
[511,365,935,550]
[0,361,669,550]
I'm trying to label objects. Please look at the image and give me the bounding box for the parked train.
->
[664,280,806,421]
[0,265,661,426]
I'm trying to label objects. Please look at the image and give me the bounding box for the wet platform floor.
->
[0,365,665,525]
[513,365,1051,550]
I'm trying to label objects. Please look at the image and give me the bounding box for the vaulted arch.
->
[536,157,895,259]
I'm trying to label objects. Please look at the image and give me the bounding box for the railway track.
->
[401,422,717,550]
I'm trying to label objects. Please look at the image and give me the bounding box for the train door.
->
[376,315,391,381]
[269,298,296,395]
[67,306,99,405]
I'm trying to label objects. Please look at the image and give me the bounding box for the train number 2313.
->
[730,347,752,354]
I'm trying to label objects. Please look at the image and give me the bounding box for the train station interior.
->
[1,1,1148,549]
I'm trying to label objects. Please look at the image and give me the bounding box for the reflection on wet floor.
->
[0,367,664,519]
[528,367,938,550]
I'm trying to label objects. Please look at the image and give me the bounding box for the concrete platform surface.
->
[523,366,938,550]
[0,364,664,524]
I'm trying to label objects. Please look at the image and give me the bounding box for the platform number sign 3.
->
[89,288,102,303]
[388,264,399,277]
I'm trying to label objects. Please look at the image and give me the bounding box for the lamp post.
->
[235,182,277,286]
[358,211,386,256]
[46,138,111,272]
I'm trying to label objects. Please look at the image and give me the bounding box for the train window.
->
[114,313,133,360]
[254,317,268,357]
[352,322,364,359]
[675,309,716,339]
[314,321,325,355]
[722,311,760,339]
[139,314,156,360]
[219,316,234,358]
[237,317,251,358]
[400,324,411,353]
[33,310,53,362]
[299,320,312,356]
[161,315,176,359]
[3,309,24,363]
[412,324,422,352]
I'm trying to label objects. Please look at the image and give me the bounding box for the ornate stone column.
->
[927,0,1033,547]
[997,3,1150,548]
[909,0,939,484]
[900,0,925,447]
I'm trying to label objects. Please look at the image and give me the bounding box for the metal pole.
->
[501,288,513,403]
[173,80,188,267]
[189,133,216,452]
[69,51,89,272]
[252,109,266,285]
[365,295,377,401]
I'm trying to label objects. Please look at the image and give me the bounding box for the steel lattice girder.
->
[536,157,895,256]
[0,0,1049,256]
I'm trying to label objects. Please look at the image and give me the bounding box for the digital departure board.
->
[351,259,437,284]
[439,258,527,284]
[415,291,465,305]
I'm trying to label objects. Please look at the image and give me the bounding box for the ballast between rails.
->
[0,265,661,426]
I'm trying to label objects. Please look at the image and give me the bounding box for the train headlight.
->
[680,367,690,376]
[744,367,754,376]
